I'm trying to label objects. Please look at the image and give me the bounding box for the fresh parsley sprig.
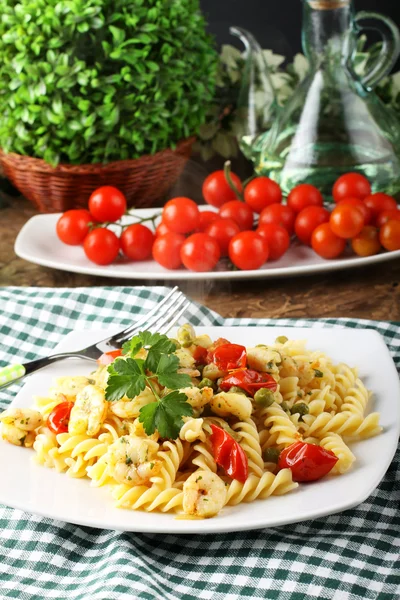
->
[105,331,193,439]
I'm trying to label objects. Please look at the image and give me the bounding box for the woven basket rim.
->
[0,137,195,175]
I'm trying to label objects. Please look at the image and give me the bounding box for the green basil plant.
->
[0,0,218,166]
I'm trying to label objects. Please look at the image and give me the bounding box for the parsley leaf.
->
[105,358,146,401]
[139,391,193,439]
[155,354,192,389]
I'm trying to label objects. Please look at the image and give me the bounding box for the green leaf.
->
[139,391,193,438]
[155,354,192,389]
[105,357,146,401]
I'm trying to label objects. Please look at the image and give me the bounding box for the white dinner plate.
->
[14,209,400,280]
[0,326,399,534]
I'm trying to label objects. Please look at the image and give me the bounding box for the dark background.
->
[200,0,400,60]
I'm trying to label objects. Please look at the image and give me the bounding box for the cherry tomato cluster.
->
[56,171,400,271]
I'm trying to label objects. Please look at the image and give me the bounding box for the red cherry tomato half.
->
[311,223,346,259]
[152,232,185,270]
[330,204,364,239]
[202,170,243,208]
[198,210,219,231]
[363,193,398,224]
[278,441,338,482]
[205,218,240,256]
[97,349,123,366]
[219,200,254,231]
[256,223,290,260]
[229,231,269,270]
[379,220,400,251]
[192,345,208,365]
[376,209,400,228]
[180,233,221,272]
[294,206,331,246]
[287,184,323,214]
[244,177,282,214]
[332,173,371,203]
[259,203,296,235]
[162,197,200,234]
[211,343,247,371]
[120,224,154,261]
[47,401,74,435]
[88,186,127,222]
[83,228,120,265]
[56,209,92,245]
[155,222,171,237]
[219,368,277,396]
[337,197,372,226]
[210,424,248,482]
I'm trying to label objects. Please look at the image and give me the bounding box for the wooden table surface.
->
[1,197,399,321]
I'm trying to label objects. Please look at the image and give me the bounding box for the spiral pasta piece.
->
[263,403,301,448]
[319,433,356,474]
[232,419,264,477]
[225,469,298,506]
[33,427,68,472]
[192,440,217,472]
[302,411,382,440]
[179,418,206,443]
[150,439,187,489]
[112,484,183,512]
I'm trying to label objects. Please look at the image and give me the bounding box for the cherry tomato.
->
[83,228,120,265]
[210,424,248,482]
[363,193,398,224]
[244,177,282,213]
[287,184,323,214]
[219,200,254,231]
[205,218,240,256]
[379,220,400,251]
[198,210,219,231]
[155,222,171,237]
[210,344,247,371]
[294,206,330,246]
[47,401,74,435]
[56,209,92,245]
[311,223,346,259]
[278,441,338,482]
[351,226,381,257]
[152,232,185,270]
[330,204,364,239]
[259,203,296,235]
[162,197,200,234]
[88,186,127,222]
[337,197,372,226]
[376,209,400,228]
[332,173,371,202]
[192,345,208,365]
[97,349,123,366]
[120,224,154,261]
[202,170,243,208]
[180,233,221,272]
[229,231,269,270]
[219,368,277,397]
[256,224,290,260]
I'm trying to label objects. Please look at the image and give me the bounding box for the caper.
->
[254,388,275,407]
[275,336,288,344]
[169,338,181,350]
[263,447,280,463]
[198,377,214,390]
[280,401,290,412]
[290,402,309,419]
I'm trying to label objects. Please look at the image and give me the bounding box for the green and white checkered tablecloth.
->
[0,286,399,600]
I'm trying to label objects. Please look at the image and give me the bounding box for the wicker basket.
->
[0,137,194,213]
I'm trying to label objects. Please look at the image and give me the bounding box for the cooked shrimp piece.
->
[180,386,213,409]
[183,470,226,517]
[0,408,43,447]
[175,348,196,369]
[109,388,155,419]
[107,435,161,486]
[49,376,93,400]
[246,346,281,373]
[210,392,253,420]
[68,385,108,436]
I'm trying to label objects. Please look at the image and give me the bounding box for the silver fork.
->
[0,287,190,390]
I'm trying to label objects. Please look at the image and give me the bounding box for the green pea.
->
[290,402,309,420]
[198,377,214,390]
[254,388,275,407]
[263,447,281,463]
[280,401,290,412]
[275,336,288,344]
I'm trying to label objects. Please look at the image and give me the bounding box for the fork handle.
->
[0,353,96,390]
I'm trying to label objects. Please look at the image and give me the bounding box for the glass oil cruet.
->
[232,0,400,197]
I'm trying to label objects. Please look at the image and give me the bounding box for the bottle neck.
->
[302,0,354,66]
